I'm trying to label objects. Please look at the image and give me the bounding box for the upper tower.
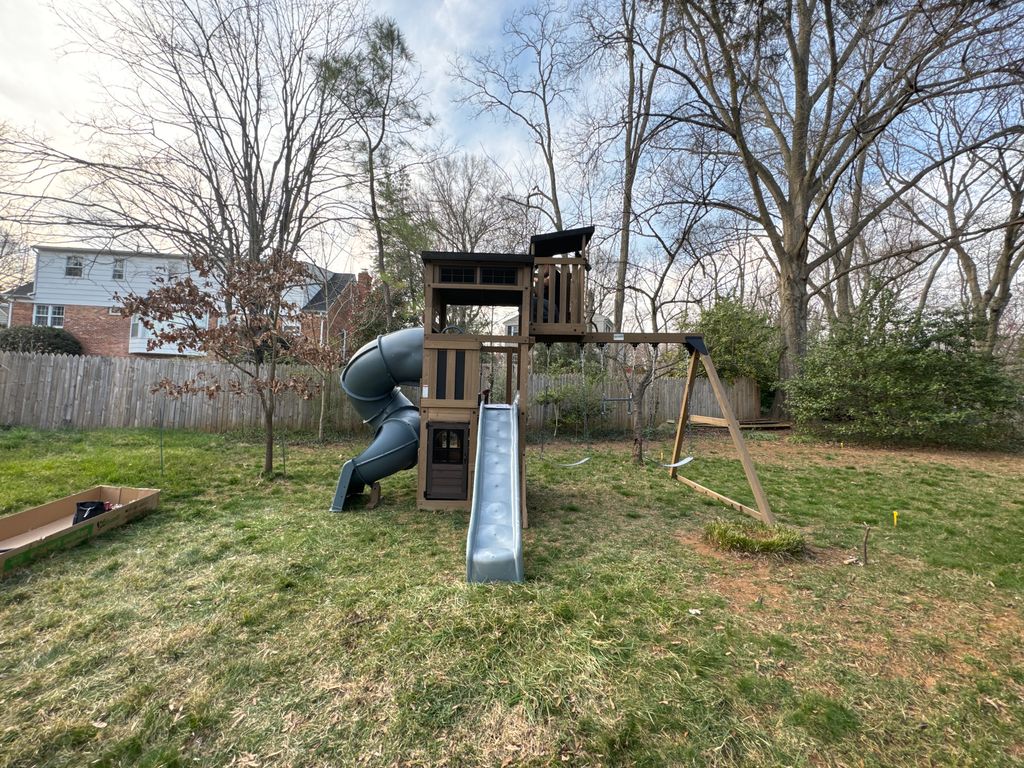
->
[528,225,593,341]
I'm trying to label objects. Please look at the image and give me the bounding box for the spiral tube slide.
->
[330,327,424,512]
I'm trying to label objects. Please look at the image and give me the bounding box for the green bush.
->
[695,297,782,411]
[786,297,1022,448]
[535,379,603,435]
[703,519,806,557]
[0,325,83,355]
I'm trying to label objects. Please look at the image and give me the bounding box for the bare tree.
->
[0,124,32,292]
[663,0,1024,390]
[888,99,1024,353]
[420,153,532,254]
[582,0,678,331]
[0,0,363,474]
[453,0,580,231]
[0,229,31,292]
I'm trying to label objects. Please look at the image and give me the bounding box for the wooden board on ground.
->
[689,415,792,430]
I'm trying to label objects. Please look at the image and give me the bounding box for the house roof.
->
[33,245,183,260]
[2,280,34,299]
[302,271,355,313]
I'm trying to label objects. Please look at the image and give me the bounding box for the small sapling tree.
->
[120,250,319,474]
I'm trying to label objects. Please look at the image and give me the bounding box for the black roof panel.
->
[529,226,595,257]
[302,272,355,313]
[421,251,533,265]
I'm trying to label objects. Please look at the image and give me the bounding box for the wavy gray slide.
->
[330,327,423,512]
[466,398,524,583]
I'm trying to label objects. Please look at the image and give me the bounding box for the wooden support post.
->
[505,350,513,404]
[699,353,775,524]
[668,350,700,479]
[367,482,382,510]
[673,475,764,520]
[519,342,530,530]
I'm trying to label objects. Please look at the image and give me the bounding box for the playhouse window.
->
[480,266,516,285]
[432,429,464,464]
[438,265,476,283]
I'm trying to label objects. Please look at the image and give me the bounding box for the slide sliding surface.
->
[466,400,524,583]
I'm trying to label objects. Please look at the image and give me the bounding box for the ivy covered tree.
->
[378,172,433,326]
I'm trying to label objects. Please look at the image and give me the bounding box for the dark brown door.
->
[426,422,469,500]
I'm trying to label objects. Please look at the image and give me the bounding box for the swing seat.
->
[556,456,592,467]
[660,456,693,469]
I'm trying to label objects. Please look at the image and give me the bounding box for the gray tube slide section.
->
[466,397,524,583]
[330,327,423,512]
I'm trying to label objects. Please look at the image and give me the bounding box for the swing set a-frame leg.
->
[668,345,775,525]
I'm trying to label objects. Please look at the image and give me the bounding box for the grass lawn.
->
[1,426,1022,767]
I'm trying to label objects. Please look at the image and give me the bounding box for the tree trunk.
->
[263,398,275,476]
[614,181,632,332]
[318,378,327,443]
[262,351,277,475]
[774,258,810,415]
[366,147,394,323]
[630,370,653,465]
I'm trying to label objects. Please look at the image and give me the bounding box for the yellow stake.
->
[893,510,899,527]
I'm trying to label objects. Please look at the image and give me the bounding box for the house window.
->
[130,316,148,339]
[112,257,126,280]
[108,306,122,316]
[34,305,65,327]
[166,260,182,280]
[65,255,83,277]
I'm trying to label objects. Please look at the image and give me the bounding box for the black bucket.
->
[73,501,107,525]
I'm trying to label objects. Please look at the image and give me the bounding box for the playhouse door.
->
[426,423,469,500]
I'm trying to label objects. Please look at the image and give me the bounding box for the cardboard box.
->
[0,486,160,576]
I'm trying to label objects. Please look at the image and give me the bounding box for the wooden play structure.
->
[333,226,773,581]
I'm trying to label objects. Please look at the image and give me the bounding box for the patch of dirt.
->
[313,669,398,728]
[676,530,1024,688]
[678,531,823,609]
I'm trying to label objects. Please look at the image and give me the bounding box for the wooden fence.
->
[526,373,760,428]
[0,351,759,433]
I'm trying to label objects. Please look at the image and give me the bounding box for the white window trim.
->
[65,255,84,278]
[34,305,65,327]
[112,257,126,280]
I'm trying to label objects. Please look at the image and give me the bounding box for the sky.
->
[0,0,529,271]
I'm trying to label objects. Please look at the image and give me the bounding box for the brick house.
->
[2,246,367,358]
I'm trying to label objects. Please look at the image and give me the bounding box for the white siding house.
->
[14,246,200,357]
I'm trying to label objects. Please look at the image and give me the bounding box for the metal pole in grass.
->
[159,398,165,477]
